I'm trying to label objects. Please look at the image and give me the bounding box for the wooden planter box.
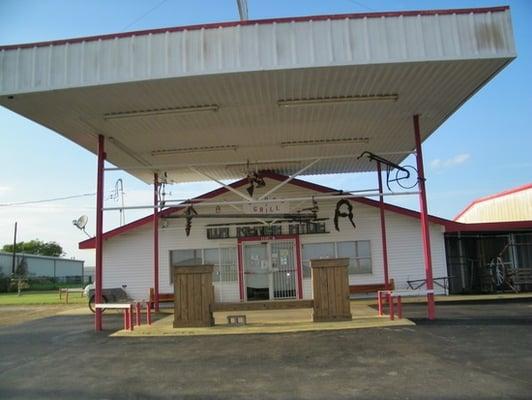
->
[172,264,214,328]
[311,258,352,322]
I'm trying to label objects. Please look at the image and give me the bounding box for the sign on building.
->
[243,202,289,214]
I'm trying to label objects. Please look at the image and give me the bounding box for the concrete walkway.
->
[113,303,413,337]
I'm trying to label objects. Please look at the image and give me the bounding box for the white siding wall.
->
[101,179,447,301]
[299,202,446,298]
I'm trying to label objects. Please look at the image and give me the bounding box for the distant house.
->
[445,183,532,294]
[454,183,532,223]
[83,266,95,284]
[0,252,84,283]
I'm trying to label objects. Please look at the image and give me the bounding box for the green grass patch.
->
[0,290,87,305]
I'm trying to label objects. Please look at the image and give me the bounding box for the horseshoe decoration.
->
[184,204,198,236]
[334,199,356,231]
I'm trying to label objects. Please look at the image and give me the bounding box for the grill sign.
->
[243,202,289,214]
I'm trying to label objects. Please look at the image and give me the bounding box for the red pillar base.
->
[96,309,103,331]
[426,292,435,320]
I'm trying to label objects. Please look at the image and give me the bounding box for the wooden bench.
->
[149,288,174,305]
[95,303,134,331]
[94,302,152,331]
[377,289,433,320]
[349,279,395,295]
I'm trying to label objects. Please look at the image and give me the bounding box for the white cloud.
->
[431,153,471,169]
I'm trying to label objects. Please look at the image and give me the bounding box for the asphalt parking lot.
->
[0,301,531,400]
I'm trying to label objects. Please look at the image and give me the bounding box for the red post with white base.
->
[413,114,436,320]
[376,161,390,290]
[95,135,105,331]
[153,174,160,312]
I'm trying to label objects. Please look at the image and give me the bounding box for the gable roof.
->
[79,172,453,249]
[453,183,532,221]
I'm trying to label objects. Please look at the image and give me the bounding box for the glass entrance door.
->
[243,241,297,301]
[271,241,297,299]
[243,243,270,301]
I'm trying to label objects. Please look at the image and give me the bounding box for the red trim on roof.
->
[79,172,452,250]
[453,183,532,221]
[0,6,509,51]
[261,171,452,227]
[445,220,532,233]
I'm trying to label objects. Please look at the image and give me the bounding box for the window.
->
[301,243,335,278]
[170,249,202,266]
[301,240,372,277]
[169,248,237,283]
[337,241,372,274]
[206,227,230,239]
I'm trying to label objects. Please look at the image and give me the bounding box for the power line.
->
[344,0,375,12]
[121,0,170,32]
[0,189,123,208]
[0,193,96,207]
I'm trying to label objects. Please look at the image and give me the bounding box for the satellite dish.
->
[72,215,91,238]
[73,215,88,229]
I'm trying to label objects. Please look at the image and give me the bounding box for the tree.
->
[10,256,29,296]
[2,240,64,257]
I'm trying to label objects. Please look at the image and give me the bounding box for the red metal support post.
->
[95,134,105,331]
[388,293,394,320]
[376,161,390,290]
[153,173,160,312]
[146,301,152,325]
[413,114,436,320]
[397,296,403,319]
[136,302,141,326]
[129,304,134,331]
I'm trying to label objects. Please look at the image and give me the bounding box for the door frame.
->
[237,234,303,301]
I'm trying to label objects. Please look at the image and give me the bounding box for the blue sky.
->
[0,0,531,264]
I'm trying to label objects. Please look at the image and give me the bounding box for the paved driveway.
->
[0,301,531,399]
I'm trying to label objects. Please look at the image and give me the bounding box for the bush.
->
[27,277,57,291]
[26,277,83,291]
[0,275,84,292]
[0,275,11,292]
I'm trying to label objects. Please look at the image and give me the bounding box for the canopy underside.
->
[0,7,515,183]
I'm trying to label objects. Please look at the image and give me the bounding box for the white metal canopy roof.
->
[0,6,516,183]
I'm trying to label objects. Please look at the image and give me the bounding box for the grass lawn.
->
[0,290,87,305]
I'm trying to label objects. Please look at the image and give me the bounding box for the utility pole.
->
[236,0,248,21]
[12,222,17,274]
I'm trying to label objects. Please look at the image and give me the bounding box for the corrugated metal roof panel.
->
[0,7,516,183]
[0,8,515,95]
